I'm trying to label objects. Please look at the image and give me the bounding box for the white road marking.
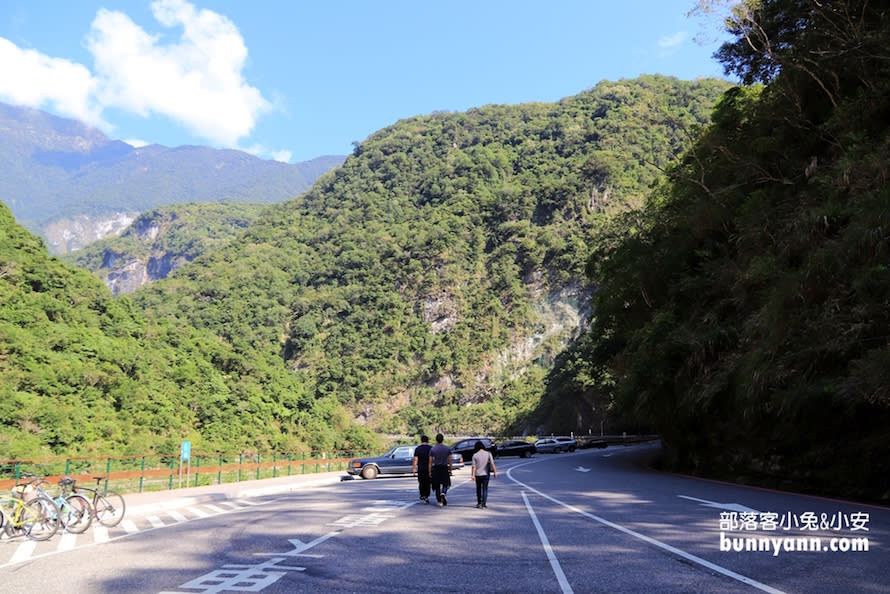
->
[574,466,591,473]
[147,515,166,528]
[121,519,139,533]
[204,504,225,514]
[9,541,36,564]
[167,510,188,523]
[258,533,340,557]
[93,525,109,543]
[219,501,241,509]
[507,463,786,594]
[58,532,78,551]
[522,491,573,594]
[187,506,209,518]
[678,494,759,513]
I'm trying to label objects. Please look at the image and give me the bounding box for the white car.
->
[534,436,577,453]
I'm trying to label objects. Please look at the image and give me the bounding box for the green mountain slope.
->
[64,203,270,295]
[0,202,374,458]
[0,101,344,252]
[134,75,730,436]
[576,0,890,501]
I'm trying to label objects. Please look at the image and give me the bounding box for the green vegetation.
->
[0,202,376,458]
[65,202,271,293]
[11,9,885,502]
[133,75,727,438]
[562,0,890,500]
[2,74,728,462]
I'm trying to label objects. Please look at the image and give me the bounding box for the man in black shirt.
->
[412,435,433,503]
[430,433,453,506]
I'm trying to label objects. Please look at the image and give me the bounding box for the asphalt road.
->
[1,443,886,593]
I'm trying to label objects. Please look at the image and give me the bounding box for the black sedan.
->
[450,437,498,462]
[494,439,536,458]
[347,445,462,479]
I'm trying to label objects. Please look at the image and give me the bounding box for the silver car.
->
[534,436,577,453]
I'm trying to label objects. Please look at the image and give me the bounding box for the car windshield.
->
[387,446,414,458]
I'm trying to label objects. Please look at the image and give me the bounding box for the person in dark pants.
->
[412,435,432,503]
[470,440,497,508]
[429,433,453,506]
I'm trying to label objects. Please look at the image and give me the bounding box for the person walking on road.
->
[412,435,433,503]
[470,440,497,508]
[430,433,453,506]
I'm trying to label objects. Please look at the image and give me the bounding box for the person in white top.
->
[470,440,497,508]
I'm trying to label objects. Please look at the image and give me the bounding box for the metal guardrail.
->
[0,450,372,494]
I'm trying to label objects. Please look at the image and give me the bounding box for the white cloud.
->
[124,138,150,148]
[270,149,292,163]
[0,37,105,128]
[658,31,688,49]
[86,0,270,147]
[241,143,292,163]
[0,0,271,152]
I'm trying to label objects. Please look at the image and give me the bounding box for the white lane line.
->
[121,519,139,533]
[234,499,258,506]
[93,525,109,543]
[58,532,78,551]
[9,541,36,564]
[204,504,225,514]
[521,491,573,594]
[219,502,241,510]
[147,515,166,528]
[187,506,209,518]
[167,511,188,523]
[507,464,786,594]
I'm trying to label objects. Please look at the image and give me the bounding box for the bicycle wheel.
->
[60,494,92,534]
[95,490,126,527]
[23,496,59,541]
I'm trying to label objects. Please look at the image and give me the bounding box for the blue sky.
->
[0,1,733,163]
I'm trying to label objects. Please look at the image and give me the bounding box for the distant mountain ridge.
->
[0,101,345,253]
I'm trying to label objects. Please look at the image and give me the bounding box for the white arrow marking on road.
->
[678,495,759,513]
[258,532,339,557]
[575,466,591,473]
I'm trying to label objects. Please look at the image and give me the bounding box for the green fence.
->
[0,449,372,494]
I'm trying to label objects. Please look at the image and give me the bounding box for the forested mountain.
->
[5,0,885,503]
[64,203,270,295]
[564,0,890,501]
[0,101,344,253]
[2,75,728,462]
[0,201,376,459]
[134,75,729,437]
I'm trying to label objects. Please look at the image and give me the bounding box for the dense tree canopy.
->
[579,0,890,500]
[134,76,727,437]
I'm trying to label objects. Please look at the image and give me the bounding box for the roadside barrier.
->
[0,450,371,494]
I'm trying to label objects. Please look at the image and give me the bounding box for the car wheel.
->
[361,465,378,480]
[569,446,576,452]
[519,451,527,458]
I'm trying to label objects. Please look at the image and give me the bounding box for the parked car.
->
[578,437,608,449]
[347,445,462,479]
[534,436,577,453]
[494,439,536,458]
[450,437,498,462]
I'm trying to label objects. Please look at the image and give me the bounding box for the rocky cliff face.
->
[64,202,268,295]
[42,213,136,254]
[102,252,187,296]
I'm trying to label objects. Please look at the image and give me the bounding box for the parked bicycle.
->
[73,476,126,527]
[18,473,92,535]
[37,475,94,534]
[0,482,59,541]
